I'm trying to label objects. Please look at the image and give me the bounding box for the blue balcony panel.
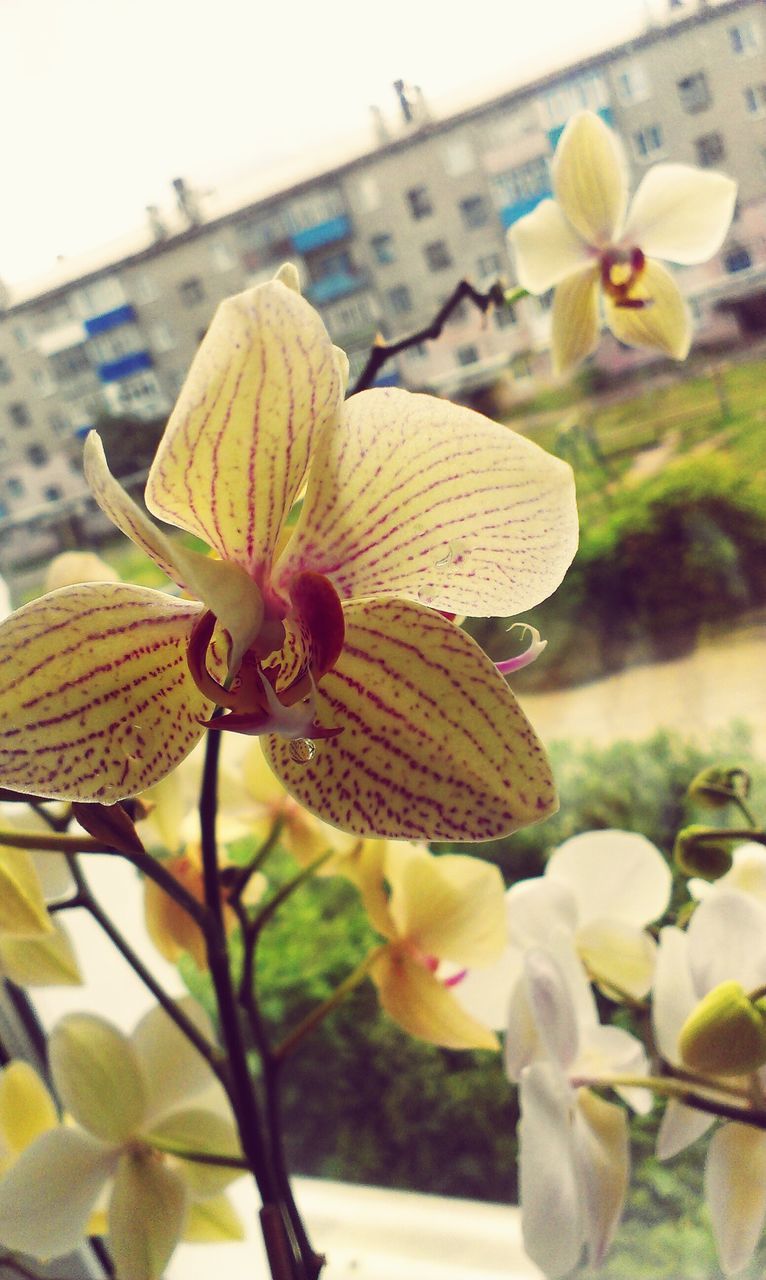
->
[500,190,552,230]
[84,304,137,337]
[291,214,352,254]
[307,272,366,305]
[373,371,400,388]
[547,105,614,152]
[97,350,153,383]
[74,425,94,439]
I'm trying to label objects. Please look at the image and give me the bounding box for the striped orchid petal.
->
[263,597,557,841]
[0,582,211,802]
[145,280,342,582]
[276,387,578,618]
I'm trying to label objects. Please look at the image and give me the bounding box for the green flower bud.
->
[687,766,751,810]
[679,980,766,1076]
[673,826,735,882]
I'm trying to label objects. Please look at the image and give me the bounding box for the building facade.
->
[0,0,763,549]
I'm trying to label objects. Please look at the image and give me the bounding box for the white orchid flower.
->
[0,576,9,621]
[509,110,737,373]
[653,893,766,1275]
[513,945,649,1277]
[689,842,766,906]
[0,1000,243,1280]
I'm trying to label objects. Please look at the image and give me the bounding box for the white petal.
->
[504,972,544,1081]
[687,892,766,995]
[577,918,658,1000]
[652,927,696,1064]
[109,1148,187,1280]
[49,1013,146,1144]
[624,164,737,265]
[574,1089,629,1269]
[508,199,592,293]
[552,111,629,246]
[0,1128,116,1259]
[131,998,220,1125]
[519,1064,583,1278]
[551,267,600,375]
[578,1024,652,1114]
[706,1124,766,1276]
[706,844,766,906]
[524,947,581,1071]
[547,830,672,928]
[657,1100,714,1161]
[455,945,522,1032]
[505,877,578,949]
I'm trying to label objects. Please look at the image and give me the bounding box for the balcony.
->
[96,350,153,383]
[84,304,138,338]
[547,104,614,151]
[499,190,553,230]
[307,271,366,305]
[291,213,352,254]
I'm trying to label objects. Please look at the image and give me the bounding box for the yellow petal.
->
[44,551,120,592]
[508,198,592,293]
[0,1061,57,1155]
[553,110,628,246]
[109,1148,187,1280]
[144,855,210,970]
[551,267,601,375]
[147,1106,243,1196]
[0,919,82,986]
[184,1194,245,1243]
[386,845,506,965]
[0,582,211,802]
[604,259,691,360]
[372,949,498,1050]
[0,847,53,938]
[264,597,558,841]
[49,1013,146,1143]
[334,839,395,937]
[624,164,737,265]
[145,280,342,579]
[277,387,578,620]
[577,920,657,1000]
[85,435,264,675]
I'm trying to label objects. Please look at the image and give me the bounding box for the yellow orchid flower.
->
[0,1000,245,1280]
[0,807,81,986]
[354,842,506,1050]
[509,110,737,374]
[0,270,577,841]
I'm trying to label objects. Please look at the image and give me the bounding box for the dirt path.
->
[521,619,766,757]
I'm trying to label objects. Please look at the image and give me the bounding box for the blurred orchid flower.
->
[0,576,9,621]
[0,272,577,842]
[0,806,80,986]
[0,1000,244,1279]
[653,894,766,1275]
[356,842,507,1050]
[689,841,766,906]
[514,945,649,1277]
[43,550,120,593]
[509,110,737,373]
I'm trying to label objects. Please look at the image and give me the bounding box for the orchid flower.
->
[512,945,649,1277]
[0,575,9,621]
[351,841,507,1050]
[509,110,737,373]
[653,894,766,1275]
[0,271,577,842]
[689,841,766,907]
[0,807,80,986]
[0,1000,244,1279]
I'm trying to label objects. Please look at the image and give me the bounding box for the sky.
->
[0,0,673,284]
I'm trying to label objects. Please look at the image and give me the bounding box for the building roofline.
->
[3,0,757,314]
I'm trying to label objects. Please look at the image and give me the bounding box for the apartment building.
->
[0,0,763,546]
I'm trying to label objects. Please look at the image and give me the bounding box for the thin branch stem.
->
[229,816,285,903]
[580,1071,766,1129]
[350,279,524,394]
[146,1140,250,1170]
[692,829,766,847]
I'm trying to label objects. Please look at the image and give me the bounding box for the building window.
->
[614,61,650,105]
[388,286,413,315]
[495,304,516,329]
[677,71,712,113]
[49,412,70,436]
[50,346,91,381]
[406,186,433,220]
[44,485,62,503]
[6,477,25,497]
[744,84,766,117]
[695,132,726,167]
[724,245,753,273]
[477,253,502,279]
[0,357,11,384]
[370,234,396,265]
[459,195,490,229]
[26,443,48,467]
[457,345,479,367]
[179,278,206,306]
[729,22,760,56]
[632,124,665,162]
[424,240,453,272]
[8,402,30,427]
[490,156,550,209]
[12,325,29,350]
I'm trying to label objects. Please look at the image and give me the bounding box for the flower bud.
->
[673,826,735,881]
[679,980,766,1076]
[687,765,751,809]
